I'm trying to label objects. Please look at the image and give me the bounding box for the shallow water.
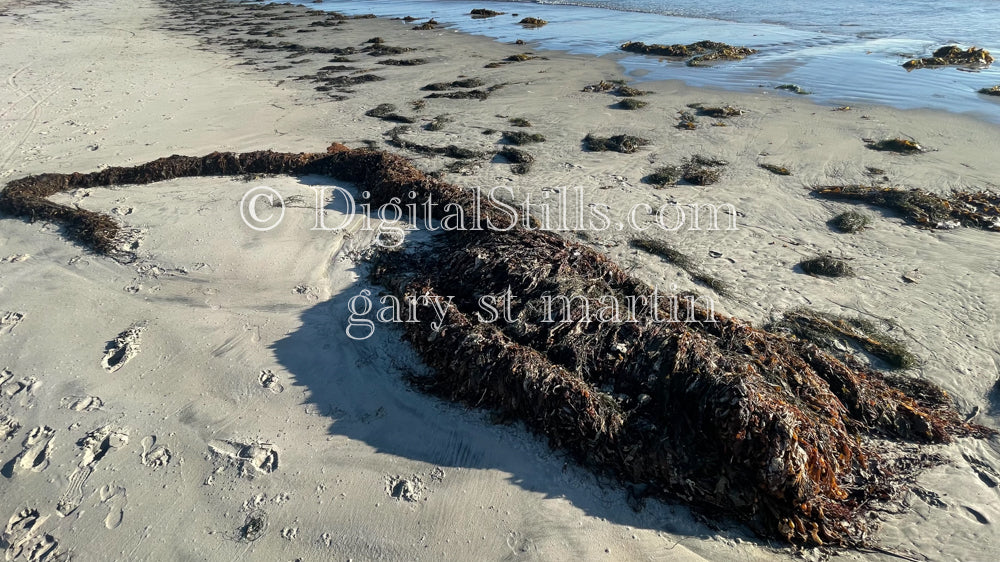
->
[294,0,1000,122]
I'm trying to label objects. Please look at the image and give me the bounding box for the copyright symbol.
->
[240,186,284,231]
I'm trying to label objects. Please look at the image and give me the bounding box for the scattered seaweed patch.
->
[866,138,923,153]
[676,111,698,130]
[615,85,647,97]
[614,98,648,110]
[776,84,812,95]
[363,44,415,56]
[497,146,534,174]
[621,40,757,66]
[903,45,993,70]
[814,185,1000,231]
[501,131,546,145]
[770,309,917,369]
[687,103,743,117]
[508,117,532,127]
[424,84,505,101]
[800,256,855,278]
[421,78,485,91]
[377,58,429,66]
[1,144,992,548]
[470,8,504,18]
[386,128,482,159]
[979,85,1000,96]
[830,210,872,233]
[760,163,791,176]
[583,133,649,153]
[365,103,416,124]
[518,17,547,28]
[307,73,384,89]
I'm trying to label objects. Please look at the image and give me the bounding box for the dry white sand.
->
[1,0,999,560]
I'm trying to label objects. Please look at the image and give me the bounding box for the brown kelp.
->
[1,144,991,548]
[814,185,1000,231]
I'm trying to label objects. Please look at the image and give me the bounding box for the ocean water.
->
[290,0,1000,122]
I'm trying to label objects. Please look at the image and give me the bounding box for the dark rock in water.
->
[518,17,547,28]
[470,8,504,19]
[621,40,757,66]
[902,45,993,70]
[978,85,1000,96]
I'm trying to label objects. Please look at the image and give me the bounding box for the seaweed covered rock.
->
[903,45,993,70]
[518,17,547,28]
[470,8,504,18]
[621,40,757,66]
[1,145,992,548]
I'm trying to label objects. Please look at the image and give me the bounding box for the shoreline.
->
[1,0,999,560]
[289,0,1000,122]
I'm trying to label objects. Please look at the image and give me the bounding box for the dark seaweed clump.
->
[377,58,429,66]
[497,146,534,174]
[800,256,854,278]
[614,98,648,110]
[501,131,546,145]
[867,138,923,153]
[422,78,485,91]
[470,8,504,18]
[365,103,416,124]
[518,17,547,28]
[583,133,649,153]
[830,210,871,233]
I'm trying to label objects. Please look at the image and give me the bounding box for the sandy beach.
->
[1,0,999,560]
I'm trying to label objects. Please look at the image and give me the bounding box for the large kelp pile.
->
[902,45,993,70]
[814,185,1000,231]
[621,40,757,66]
[1,145,992,547]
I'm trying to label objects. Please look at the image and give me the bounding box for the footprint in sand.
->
[258,369,284,394]
[208,439,279,477]
[0,312,25,336]
[0,408,21,441]
[140,435,172,469]
[59,395,104,412]
[3,508,64,562]
[2,374,41,404]
[101,325,144,373]
[57,426,129,517]
[99,484,128,530]
[2,426,56,478]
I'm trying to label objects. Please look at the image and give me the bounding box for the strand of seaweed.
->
[814,185,1000,231]
[0,145,992,548]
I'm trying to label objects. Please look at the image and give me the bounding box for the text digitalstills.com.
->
[240,185,740,244]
